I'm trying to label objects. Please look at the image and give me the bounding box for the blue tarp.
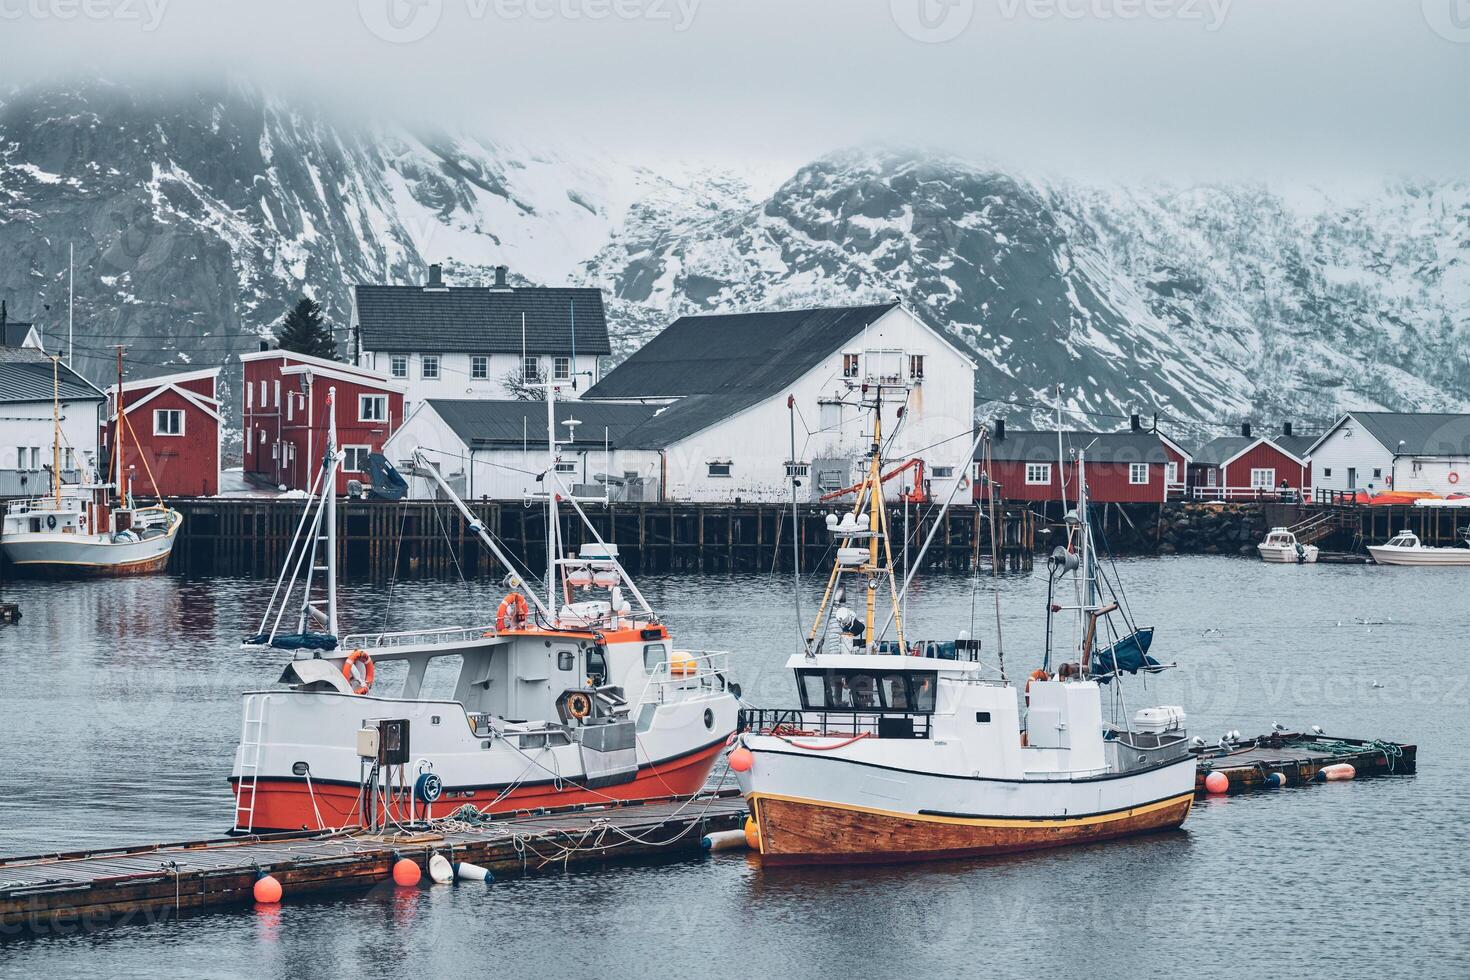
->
[244,632,340,651]
[1091,627,1163,683]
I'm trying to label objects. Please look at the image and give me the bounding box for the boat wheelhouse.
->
[1257,527,1319,564]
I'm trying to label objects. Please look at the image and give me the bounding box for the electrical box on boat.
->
[378,718,411,765]
[356,727,380,759]
[1132,706,1186,734]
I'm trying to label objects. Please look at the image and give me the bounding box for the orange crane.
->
[819,457,927,505]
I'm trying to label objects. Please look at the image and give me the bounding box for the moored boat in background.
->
[1368,529,1470,566]
[1257,527,1319,564]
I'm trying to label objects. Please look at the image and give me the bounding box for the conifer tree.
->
[274,298,339,360]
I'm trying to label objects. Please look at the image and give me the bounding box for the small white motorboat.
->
[1257,528,1318,564]
[1368,530,1470,566]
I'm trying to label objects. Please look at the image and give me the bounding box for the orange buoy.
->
[392,858,422,887]
[1204,771,1229,794]
[743,816,761,850]
[1316,763,1356,782]
[728,747,753,772]
[253,873,283,904]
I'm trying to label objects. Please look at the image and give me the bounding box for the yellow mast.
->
[51,355,61,509]
[113,345,126,508]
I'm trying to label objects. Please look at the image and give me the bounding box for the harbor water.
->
[1,556,1466,977]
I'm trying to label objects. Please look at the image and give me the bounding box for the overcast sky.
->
[7,0,1469,181]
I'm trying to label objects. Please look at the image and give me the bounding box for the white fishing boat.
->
[731,383,1193,865]
[1257,527,1319,564]
[1367,529,1470,567]
[230,382,739,833]
[0,354,180,576]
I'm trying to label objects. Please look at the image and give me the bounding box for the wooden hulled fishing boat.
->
[231,381,739,833]
[732,381,1193,865]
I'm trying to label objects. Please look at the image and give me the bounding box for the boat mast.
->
[545,378,560,622]
[113,345,126,508]
[324,386,339,637]
[50,356,61,508]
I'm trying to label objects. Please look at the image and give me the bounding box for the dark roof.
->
[1274,433,1316,460]
[426,399,660,449]
[1193,436,1254,467]
[581,304,902,447]
[2,321,35,347]
[0,347,104,404]
[585,304,900,401]
[981,429,1172,465]
[355,285,610,356]
[1347,412,1470,457]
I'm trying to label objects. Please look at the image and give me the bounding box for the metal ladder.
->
[232,694,268,833]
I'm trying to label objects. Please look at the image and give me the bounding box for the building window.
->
[245,428,252,453]
[64,448,74,470]
[421,354,440,380]
[1166,461,1179,484]
[523,355,540,382]
[154,409,184,436]
[1025,463,1051,485]
[554,460,577,475]
[246,383,253,411]
[1323,467,1332,478]
[259,380,267,408]
[554,356,571,380]
[1372,468,1382,478]
[1250,468,1276,488]
[389,354,408,379]
[343,445,371,473]
[932,466,954,478]
[908,354,925,379]
[359,394,388,422]
[785,462,810,477]
[1412,460,1424,475]
[471,355,488,380]
[707,461,732,478]
[1207,468,1217,486]
[842,353,859,378]
[1129,463,1149,485]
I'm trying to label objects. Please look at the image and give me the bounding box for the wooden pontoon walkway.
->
[0,793,748,935]
[1193,731,1416,792]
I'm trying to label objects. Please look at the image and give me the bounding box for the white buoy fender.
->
[454,860,494,883]
[428,852,454,884]
[700,829,749,852]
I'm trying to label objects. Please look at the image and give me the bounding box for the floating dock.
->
[1193,731,1416,793]
[0,793,747,935]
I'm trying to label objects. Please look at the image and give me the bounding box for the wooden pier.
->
[137,498,1035,580]
[1193,731,1416,793]
[0,793,748,935]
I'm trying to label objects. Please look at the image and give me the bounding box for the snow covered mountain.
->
[2,80,1466,439]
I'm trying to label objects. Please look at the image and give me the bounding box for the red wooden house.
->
[974,420,1192,505]
[101,367,221,498]
[1190,424,1312,500]
[241,348,405,494]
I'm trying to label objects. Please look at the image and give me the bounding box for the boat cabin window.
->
[586,646,608,686]
[1387,533,1418,547]
[795,669,937,713]
[643,643,668,671]
[558,651,575,672]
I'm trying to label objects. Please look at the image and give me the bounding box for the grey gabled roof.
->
[1195,433,1316,466]
[1343,412,1470,457]
[980,429,1173,465]
[581,304,901,448]
[427,399,661,450]
[355,285,610,356]
[0,346,105,404]
[585,304,900,401]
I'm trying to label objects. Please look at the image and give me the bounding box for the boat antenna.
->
[112,344,127,507]
[787,394,809,654]
[50,355,61,509]
[67,243,74,369]
[1055,383,1067,511]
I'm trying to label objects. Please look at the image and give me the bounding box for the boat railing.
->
[638,650,734,704]
[339,624,500,651]
[738,707,932,739]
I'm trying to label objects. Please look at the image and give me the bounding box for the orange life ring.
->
[342,649,374,695]
[1024,668,1050,704]
[1450,472,1461,485]
[496,592,530,632]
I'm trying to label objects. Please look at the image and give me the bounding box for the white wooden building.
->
[583,303,977,503]
[0,346,105,497]
[352,264,609,415]
[1306,412,1470,495]
[383,399,663,501]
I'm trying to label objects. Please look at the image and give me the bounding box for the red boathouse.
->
[101,367,222,498]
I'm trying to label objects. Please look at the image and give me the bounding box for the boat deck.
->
[0,793,747,935]
[1193,732,1415,792]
